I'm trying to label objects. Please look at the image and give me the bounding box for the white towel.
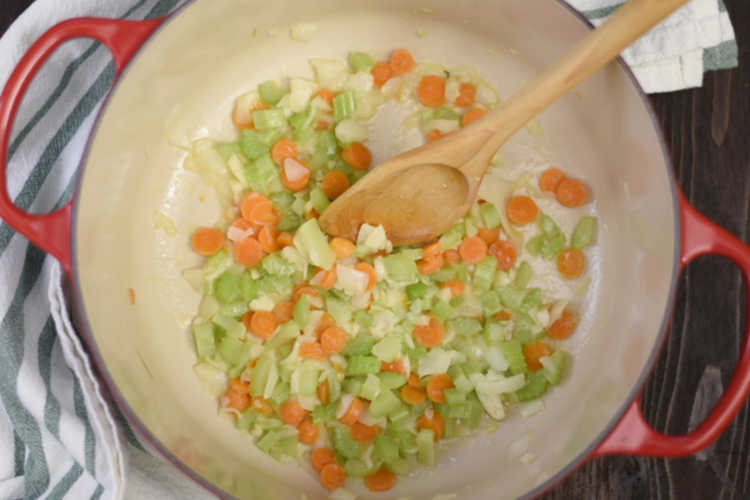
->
[0,0,738,499]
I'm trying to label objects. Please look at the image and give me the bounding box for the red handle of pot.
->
[0,16,166,275]
[595,187,750,457]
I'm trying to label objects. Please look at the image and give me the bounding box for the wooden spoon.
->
[320,0,688,245]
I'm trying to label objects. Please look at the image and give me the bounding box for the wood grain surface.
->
[1,1,748,498]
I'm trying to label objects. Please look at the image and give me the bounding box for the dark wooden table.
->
[2,1,749,499]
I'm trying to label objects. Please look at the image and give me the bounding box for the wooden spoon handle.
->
[469,0,689,172]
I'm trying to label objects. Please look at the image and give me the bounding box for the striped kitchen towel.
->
[0,0,738,499]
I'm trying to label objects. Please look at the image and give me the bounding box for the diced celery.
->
[374,433,399,463]
[541,350,567,385]
[473,257,497,291]
[448,317,482,336]
[353,310,374,329]
[343,377,364,395]
[256,416,284,431]
[289,107,317,133]
[220,301,249,318]
[336,119,369,144]
[385,457,410,475]
[444,388,466,405]
[443,417,458,440]
[499,340,527,375]
[383,253,419,283]
[251,356,274,396]
[516,372,549,401]
[434,107,461,121]
[378,372,407,390]
[312,403,337,424]
[445,401,471,419]
[372,335,402,362]
[513,261,532,289]
[217,142,242,160]
[258,80,286,105]
[257,430,283,453]
[344,459,373,477]
[463,393,484,429]
[513,312,541,343]
[293,219,336,270]
[309,186,330,213]
[331,426,360,459]
[326,295,352,326]
[269,192,303,232]
[541,233,566,260]
[240,130,270,161]
[521,290,542,314]
[431,300,454,321]
[453,374,473,394]
[328,373,342,402]
[406,282,428,300]
[298,362,320,396]
[348,51,375,73]
[572,216,598,249]
[439,222,465,250]
[479,202,501,229]
[369,390,400,418]
[218,335,244,366]
[236,408,258,431]
[245,154,282,194]
[454,263,471,283]
[193,321,216,359]
[395,430,417,456]
[270,436,299,460]
[483,320,505,344]
[360,373,381,401]
[261,253,296,276]
[252,109,286,130]
[333,89,357,122]
[416,429,435,465]
[498,287,526,310]
[203,250,231,282]
[342,335,376,356]
[481,290,503,316]
[293,295,311,328]
[346,356,380,376]
[267,322,299,350]
[317,130,338,158]
[271,381,291,406]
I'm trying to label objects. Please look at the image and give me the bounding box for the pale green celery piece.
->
[219,301,249,318]
[360,373,381,401]
[252,108,286,130]
[429,267,456,283]
[344,459,372,477]
[541,350,567,385]
[448,317,482,336]
[289,107,317,131]
[216,142,242,161]
[443,387,466,405]
[378,372,407,390]
[419,108,435,127]
[434,107,461,121]
[257,430,283,453]
[251,356,274,396]
[513,261,533,289]
[256,416,284,431]
[520,288,543,312]
[269,191,294,210]
[431,299,454,321]
[317,130,339,158]
[271,381,291,406]
[445,401,471,419]
[397,430,418,455]
[498,287,526,310]
[258,80,286,105]
[290,196,307,217]
[293,219,336,270]
[348,51,375,73]
[193,322,216,359]
[218,335,244,366]
[416,429,435,465]
[261,253,296,276]
[541,233,566,260]
[293,295,311,328]
[258,128,283,147]
[453,373,474,394]
[298,362,320,396]
[454,263,471,283]
[386,458,410,475]
[572,216,598,249]
[439,221,466,250]
[538,214,561,236]
[369,390,401,418]
[326,294,352,326]
[473,257,497,291]
[343,377,364,395]
[346,356,380,376]
[202,250,231,282]
[374,433,399,463]
[371,335,402,362]
[333,89,357,122]
[480,202,502,229]
[499,339,527,374]
[245,154,282,194]
[240,273,260,301]
[309,186,330,213]
[353,310,374,329]
[383,253,419,283]
[481,290,503,316]
[240,130,270,161]
[516,372,549,401]
[342,335,376,356]
[328,372,342,402]
[463,393,484,429]
[512,312,541,343]
[270,436,299,460]
[212,313,243,338]
[312,403,337,424]
[236,408,257,431]
[406,283,428,302]
[331,426,360,459]
[482,320,505,344]
[265,322,300,350]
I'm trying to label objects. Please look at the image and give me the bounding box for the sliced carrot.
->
[298,417,320,445]
[417,75,446,108]
[223,378,251,411]
[417,254,444,275]
[489,240,517,271]
[443,249,461,264]
[339,397,364,426]
[426,129,444,142]
[416,410,445,441]
[315,119,330,131]
[389,49,415,75]
[523,341,553,372]
[234,236,264,268]
[506,195,539,226]
[271,138,298,166]
[371,61,393,88]
[320,463,346,491]
[413,316,445,348]
[539,167,566,193]
[294,285,320,303]
[455,82,477,107]
[314,312,338,339]
[241,193,276,225]
[279,400,307,426]
[248,310,278,340]
[477,227,500,245]
[312,447,337,473]
[300,342,326,361]
[317,380,330,405]
[330,237,356,259]
[380,359,405,375]
[458,236,488,264]
[426,374,454,404]
[350,422,380,444]
[191,227,225,256]
[321,170,350,200]
[400,384,427,405]
[555,177,588,207]
[258,225,279,253]
[341,142,372,171]
[557,248,585,279]
[250,396,274,416]
[408,373,422,388]
[277,231,295,248]
[128,288,136,305]
[422,241,442,260]
[462,107,487,127]
[547,309,577,340]
[321,326,347,355]
[232,105,254,130]
[494,310,512,321]
[354,262,377,290]
[365,467,396,492]
[306,209,319,220]
[316,89,337,106]
[273,301,294,323]
[441,279,465,297]
[281,158,311,192]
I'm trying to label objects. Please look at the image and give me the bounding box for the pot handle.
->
[594,187,750,457]
[0,17,166,275]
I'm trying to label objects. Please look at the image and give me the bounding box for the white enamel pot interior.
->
[71,0,678,498]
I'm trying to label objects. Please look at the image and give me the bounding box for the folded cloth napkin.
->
[0,0,738,499]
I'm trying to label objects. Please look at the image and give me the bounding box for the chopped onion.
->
[284,158,310,182]
[227,225,254,242]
